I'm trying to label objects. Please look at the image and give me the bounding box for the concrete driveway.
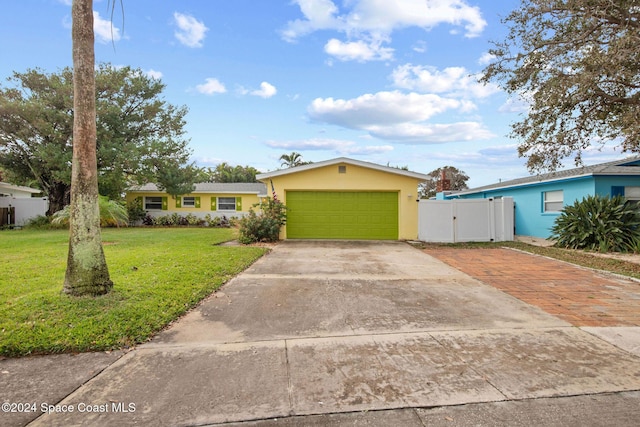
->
[10,241,640,426]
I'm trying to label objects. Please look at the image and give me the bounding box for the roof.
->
[256,157,431,181]
[129,182,268,195]
[455,156,640,196]
[0,182,42,194]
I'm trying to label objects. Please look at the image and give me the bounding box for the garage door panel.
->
[286,191,398,239]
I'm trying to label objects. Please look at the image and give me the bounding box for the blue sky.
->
[0,0,624,187]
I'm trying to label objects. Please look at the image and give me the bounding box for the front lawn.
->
[0,228,268,357]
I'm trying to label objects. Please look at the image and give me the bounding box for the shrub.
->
[142,213,154,226]
[51,196,129,228]
[204,214,236,228]
[24,215,54,229]
[238,199,286,244]
[550,194,640,252]
[127,197,147,224]
[204,214,222,227]
[184,213,205,226]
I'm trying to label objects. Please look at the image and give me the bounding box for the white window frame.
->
[543,190,563,213]
[182,196,196,207]
[217,197,236,211]
[625,186,640,202]
[144,196,163,210]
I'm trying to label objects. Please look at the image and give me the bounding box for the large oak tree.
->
[481,0,640,172]
[0,64,193,214]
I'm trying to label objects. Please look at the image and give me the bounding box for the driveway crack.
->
[428,332,510,401]
[284,339,295,416]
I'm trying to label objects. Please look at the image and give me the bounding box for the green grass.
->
[0,228,268,357]
[417,241,640,280]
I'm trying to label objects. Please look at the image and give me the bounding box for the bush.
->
[205,214,225,227]
[184,213,205,226]
[550,194,640,252]
[238,199,286,244]
[23,215,54,229]
[127,197,147,224]
[51,196,129,228]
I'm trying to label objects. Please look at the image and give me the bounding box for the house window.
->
[543,190,563,212]
[218,197,236,211]
[182,196,196,207]
[144,196,163,210]
[625,187,640,202]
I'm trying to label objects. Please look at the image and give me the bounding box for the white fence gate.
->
[418,198,514,243]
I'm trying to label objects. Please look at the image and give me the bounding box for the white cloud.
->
[282,0,485,62]
[324,38,394,62]
[498,97,529,114]
[93,11,121,44]
[251,82,278,99]
[478,52,496,65]
[265,138,393,155]
[309,91,466,128]
[196,78,226,95]
[145,69,163,79]
[307,90,493,144]
[412,40,427,53]
[173,12,208,48]
[281,0,341,42]
[283,0,487,41]
[391,64,500,99]
[367,122,494,143]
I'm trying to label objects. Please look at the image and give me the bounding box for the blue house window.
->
[543,190,563,212]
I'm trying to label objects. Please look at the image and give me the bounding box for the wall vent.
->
[338,165,347,174]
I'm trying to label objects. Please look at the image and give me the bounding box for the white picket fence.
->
[418,198,514,243]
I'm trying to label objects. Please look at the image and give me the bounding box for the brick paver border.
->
[423,248,640,327]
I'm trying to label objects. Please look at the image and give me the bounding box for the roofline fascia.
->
[127,189,264,195]
[256,157,431,181]
[0,182,42,193]
[454,172,596,196]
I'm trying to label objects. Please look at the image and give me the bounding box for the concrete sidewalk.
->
[4,241,640,426]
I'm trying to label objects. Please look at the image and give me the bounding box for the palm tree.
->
[279,152,305,168]
[53,197,129,228]
[63,0,113,295]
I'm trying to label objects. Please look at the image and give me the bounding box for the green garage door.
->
[286,191,398,239]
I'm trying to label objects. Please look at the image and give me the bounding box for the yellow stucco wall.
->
[125,192,261,214]
[261,162,424,240]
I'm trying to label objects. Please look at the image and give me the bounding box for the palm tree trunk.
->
[63,0,113,295]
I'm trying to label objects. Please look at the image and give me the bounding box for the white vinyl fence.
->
[0,197,49,226]
[418,198,514,243]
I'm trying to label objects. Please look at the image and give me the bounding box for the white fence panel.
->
[494,197,515,242]
[0,197,49,225]
[418,198,514,243]
[454,199,491,242]
[418,201,455,243]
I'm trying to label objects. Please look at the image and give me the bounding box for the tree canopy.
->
[204,162,260,183]
[419,166,469,199]
[481,0,640,172]
[279,152,310,168]
[0,64,195,213]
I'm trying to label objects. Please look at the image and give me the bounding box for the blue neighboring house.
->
[439,156,640,239]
